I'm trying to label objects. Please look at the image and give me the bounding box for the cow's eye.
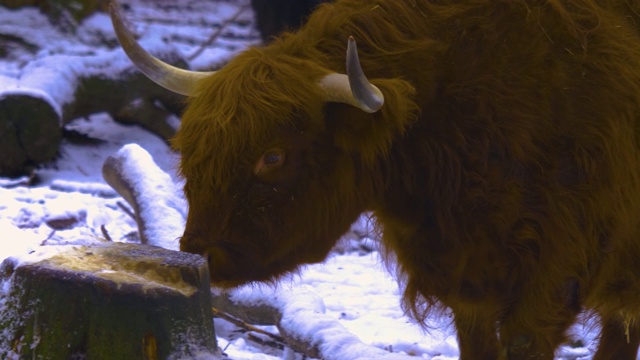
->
[263,151,284,165]
[255,149,286,175]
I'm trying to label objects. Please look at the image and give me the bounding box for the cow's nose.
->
[179,233,206,255]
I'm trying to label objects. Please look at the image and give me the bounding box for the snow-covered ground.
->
[0,1,603,359]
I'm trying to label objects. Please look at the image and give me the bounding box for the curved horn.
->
[109,3,214,96]
[319,36,384,113]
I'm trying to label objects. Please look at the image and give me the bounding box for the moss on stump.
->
[0,242,217,359]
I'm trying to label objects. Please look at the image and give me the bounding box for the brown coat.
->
[172,1,640,358]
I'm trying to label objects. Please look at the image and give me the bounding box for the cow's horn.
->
[319,36,384,113]
[109,3,214,96]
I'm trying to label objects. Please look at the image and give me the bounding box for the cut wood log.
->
[0,89,62,177]
[0,242,218,359]
[0,5,190,177]
[0,49,186,177]
[115,97,180,142]
[0,0,254,176]
[0,0,109,29]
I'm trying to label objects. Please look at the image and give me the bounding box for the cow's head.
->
[110,4,417,287]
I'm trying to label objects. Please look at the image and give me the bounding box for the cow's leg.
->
[499,306,579,359]
[499,319,574,359]
[452,307,501,360]
[592,314,640,360]
[498,281,582,359]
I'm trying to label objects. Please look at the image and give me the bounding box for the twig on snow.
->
[40,230,57,245]
[100,225,113,242]
[187,4,250,61]
[212,307,285,345]
[116,201,136,221]
[247,333,285,351]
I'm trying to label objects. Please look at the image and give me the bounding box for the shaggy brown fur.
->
[172,0,640,358]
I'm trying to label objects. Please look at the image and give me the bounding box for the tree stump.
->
[0,242,218,359]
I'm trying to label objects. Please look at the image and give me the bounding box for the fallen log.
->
[0,86,61,177]
[0,0,108,28]
[102,143,185,250]
[0,47,186,177]
[0,0,254,176]
[0,242,218,359]
[211,285,417,360]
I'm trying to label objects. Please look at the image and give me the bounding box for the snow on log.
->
[48,179,118,198]
[102,143,186,251]
[0,0,256,176]
[0,46,186,177]
[0,242,217,359]
[213,285,416,360]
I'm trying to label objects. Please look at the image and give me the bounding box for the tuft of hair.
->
[172,48,328,191]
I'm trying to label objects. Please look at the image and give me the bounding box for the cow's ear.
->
[327,78,419,167]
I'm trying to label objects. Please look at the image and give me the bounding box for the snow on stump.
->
[0,242,218,359]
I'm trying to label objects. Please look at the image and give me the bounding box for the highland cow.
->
[110,0,640,359]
